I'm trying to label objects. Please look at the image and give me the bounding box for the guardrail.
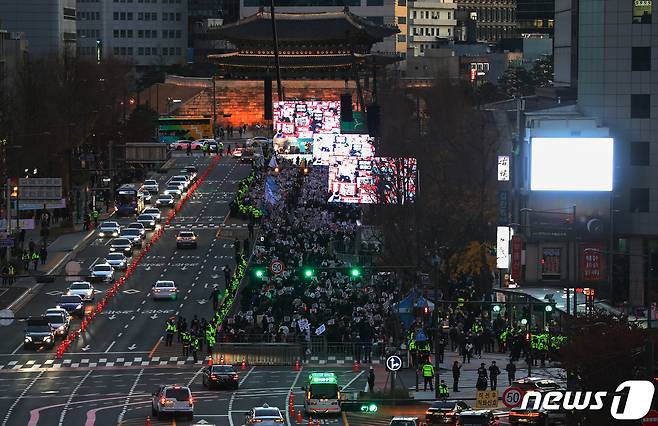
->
[212,343,302,365]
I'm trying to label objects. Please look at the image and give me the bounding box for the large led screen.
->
[530,138,613,191]
[312,133,376,165]
[328,157,417,204]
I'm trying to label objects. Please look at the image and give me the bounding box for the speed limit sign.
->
[502,386,524,408]
[269,259,285,276]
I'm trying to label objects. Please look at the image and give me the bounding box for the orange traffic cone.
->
[241,358,246,370]
[296,410,303,424]
[315,420,320,426]
[308,416,313,426]
[207,356,213,366]
[146,415,151,426]
[353,361,360,372]
[290,406,295,418]
[295,359,300,371]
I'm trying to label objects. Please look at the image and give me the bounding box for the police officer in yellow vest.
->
[438,380,449,398]
[422,362,435,391]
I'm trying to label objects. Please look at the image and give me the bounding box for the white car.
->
[152,281,178,300]
[44,307,71,338]
[66,281,95,301]
[155,194,175,207]
[127,222,147,238]
[143,207,162,222]
[98,221,121,238]
[168,176,189,190]
[120,228,143,248]
[152,385,194,420]
[105,253,127,270]
[164,186,183,198]
[137,214,158,230]
[143,179,159,193]
[90,263,114,282]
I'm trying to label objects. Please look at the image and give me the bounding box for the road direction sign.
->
[386,355,402,372]
[502,386,524,408]
[476,390,499,409]
[269,259,285,276]
[0,309,14,326]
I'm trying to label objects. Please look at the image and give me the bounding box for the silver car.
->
[120,228,143,248]
[143,179,159,193]
[105,253,127,270]
[169,175,190,189]
[137,214,158,230]
[90,263,115,282]
[110,238,133,256]
[44,308,70,338]
[163,185,182,199]
[127,222,146,238]
[152,385,194,420]
[156,194,175,207]
[66,281,95,302]
[143,207,162,222]
[98,221,121,238]
[152,281,178,300]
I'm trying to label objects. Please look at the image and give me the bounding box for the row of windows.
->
[112,29,181,39]
[112,11,181,20]
[412,26,451,37]
[477,26,514,41]
[113,0,180,2]
[77,11,101,20]
[64,7,76,20]
[412,10,452,20]
[468,7,515,23]
[111,46,181,55]
[77,46,97,55]
[77,29,101,38]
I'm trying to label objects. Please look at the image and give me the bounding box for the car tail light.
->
[176,236,182,240]
[446,411,455,416]
[275,419,284,423]
[160,396,166,405]
[188,396,194,406]
[191,236,197,240]
[233,374,239,380]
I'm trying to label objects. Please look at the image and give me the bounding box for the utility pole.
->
[212,78,217,138]
[268,0,283,101]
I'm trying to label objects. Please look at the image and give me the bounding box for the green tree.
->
[531,54,554,88]
[126,105,158,142]
[498,66,535,98]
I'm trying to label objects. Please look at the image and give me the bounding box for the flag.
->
[269,155,278,169]
[265,175,280,205]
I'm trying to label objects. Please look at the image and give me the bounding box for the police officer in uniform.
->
[165,319,176,346]
[422,362,435,391]
[438,380,449,398]
[191,334,200,362]
[182,331,191,357]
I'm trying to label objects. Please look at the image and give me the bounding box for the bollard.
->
[146,415,151,426]
[296,410,302,424]
[295,359,300,371]
[308,416,313,426]
[241,358,246,370]
[353,361,360,372]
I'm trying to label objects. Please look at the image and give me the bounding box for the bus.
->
[302,372,342,415]
[115,184,145,216]
[157,116,213,144]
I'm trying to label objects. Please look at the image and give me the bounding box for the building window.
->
[63,7,76,20]
[367,0,384,5]
[114,30,120,38]
[398,16,406,24]
[413,11,416,19]
[113,12,119,20]
[163,30,168,39]
[632,46,651,71]
[631,94,651,118]
[175,13,181,21]
[399,0,406,4]
[127,12,133,20]
[138,47,144,55]
[631,142,650,166]
[138,29,144,38]
[630,188,650,212]
[398,34,406,42]
[633,0,652,23]
[448,12,451,19]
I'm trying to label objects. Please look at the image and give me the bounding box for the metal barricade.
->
[213,343,302,365]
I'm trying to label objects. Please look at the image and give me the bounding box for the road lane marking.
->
[342,370,364,390]
[117,368,144,423]
[285,367,303,425]
[148,336,163,358]
[5,370,44,426]
[58,369,93,425]
[228,366,255,426]
[187,366,206,387]
[10,342,23,355]
[104,341,116,353]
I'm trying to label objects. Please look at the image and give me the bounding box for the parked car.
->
[169,140,202,151]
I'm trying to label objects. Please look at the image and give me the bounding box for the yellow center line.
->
[342,411,350,426]
[148,336,163,359]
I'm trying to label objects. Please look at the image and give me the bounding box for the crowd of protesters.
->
[222,160,403,363]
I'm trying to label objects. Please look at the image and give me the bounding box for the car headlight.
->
[57,325,65,332]
[24,336,32,342]
[99,232,105,237]
[110,247,116,251]
[44,336,52,343]
[76,304,82,309]
[112,232,118,237]
[150,221,155,226]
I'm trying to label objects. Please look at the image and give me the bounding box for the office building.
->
[0,0,77,57]
[454,0,517,42]
[516,0,554,37]
[76,0,188,69]
[407,0,457,57]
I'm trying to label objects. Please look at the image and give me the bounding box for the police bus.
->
[115,184,145,216]
[302,372,342,415]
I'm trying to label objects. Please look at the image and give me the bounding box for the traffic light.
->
[274,166,280,173]
[360,403,378,413]
[525,332,531,342]
[423,306,430,315]
[302,167,309,175]
[303,267,314,279]
[545,304,553,312]
[492,304,502,313]
[253,268,266,280]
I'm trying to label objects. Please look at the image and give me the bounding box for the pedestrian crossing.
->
[0,354,378,371]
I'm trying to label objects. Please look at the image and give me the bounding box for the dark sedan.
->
[425,400,470,425]
[202,365,239,389]
[55,295,85,317]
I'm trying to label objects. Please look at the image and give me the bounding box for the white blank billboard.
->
[530,138,614,191]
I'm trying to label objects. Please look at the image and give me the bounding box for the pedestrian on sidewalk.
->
[422,361,434,392]
[505,360,516,385]
[8,264,15,286]
[223,265,231,287]
[438,336,445,363]
[92,210,99,227]
[463,341,473,363]
[39,245,47,265]
[191,335,200,363]
[489,361,501,390]
[22,251,30,271]
[186,142,192,156]
[209,285,221,311]
[438,380,449,399]
[177,316,185,342]
[452,361,461,392]
[476,363,488,391]
[367,366,375,393]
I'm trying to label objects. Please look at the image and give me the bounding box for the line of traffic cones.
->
[353,360,360,372]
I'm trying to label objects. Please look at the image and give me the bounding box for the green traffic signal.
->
[350,267,361,278]
[360,403,378,413]
[492,304,501,313]
[545,305,553,312]
[255,269,265,279]
[303,268,314,278]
